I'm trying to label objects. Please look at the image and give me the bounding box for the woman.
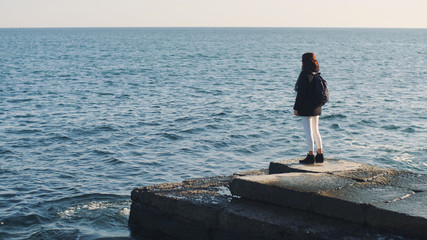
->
[293,52,324,164]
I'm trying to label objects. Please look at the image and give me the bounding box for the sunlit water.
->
[0,28,426,239]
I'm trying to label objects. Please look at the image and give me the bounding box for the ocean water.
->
[0,27,426,239]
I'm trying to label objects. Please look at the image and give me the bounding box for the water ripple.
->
[0,27,426,239]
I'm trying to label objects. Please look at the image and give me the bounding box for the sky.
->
[0,0,426,28]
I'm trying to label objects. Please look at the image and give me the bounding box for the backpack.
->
[311,72,329,107]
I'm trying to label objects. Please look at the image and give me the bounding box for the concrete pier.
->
[129,159,426,239]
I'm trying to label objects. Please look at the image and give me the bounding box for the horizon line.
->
[0,26,426,30]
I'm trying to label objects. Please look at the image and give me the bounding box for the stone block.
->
[269,159,365,174]
[314,182,414,224]
[130,172,409,240]
[132,205,212,240]
[331,167,396,182]
[233,168,269,177]
[368,191,427,238]
[230,172,356,211]
[383,171,427,192]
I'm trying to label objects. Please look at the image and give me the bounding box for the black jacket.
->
[293,70,322,116]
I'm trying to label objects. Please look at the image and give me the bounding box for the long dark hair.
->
[294,52,320,91]
[302,52,319,72]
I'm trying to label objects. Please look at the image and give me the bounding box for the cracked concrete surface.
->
[231,159,426,238]
[129,159,425,239]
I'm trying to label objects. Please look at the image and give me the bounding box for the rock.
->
[129,174,404,240]
[130,159,425,239]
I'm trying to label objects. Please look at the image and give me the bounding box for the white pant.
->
[301,116,323,152]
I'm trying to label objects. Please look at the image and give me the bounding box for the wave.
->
[173,116,194,122]
[6,98,33,103]
[212,111,226,116]
[402,127,416,133]
[236,147,253,155]
[97,92,115,96]
[180,127,205,134]
[212,140,230,148]
[92,149,114,156]
[49,133,72,141]
[135,121,160,127]
[0,168,19,176]
[381,125,401,130]
[204,124,219,129]
[13,113,37,118]
[96,125,119,132]
[70,125,119,136]
[1,213,48,228]
[358,119,377,125]
[106,157,125,165]
[115,93,131,99]
[5,128,43,134]
[46,193,129,206]
[1,193,131,240]
[321,114,347,119]
[159,132,182,140]
[185,53,214,59]
[26,228,80,240]
[0,147,14,155]
[229,134,248,139]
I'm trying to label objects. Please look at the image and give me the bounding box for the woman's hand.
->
[294,110,299,116]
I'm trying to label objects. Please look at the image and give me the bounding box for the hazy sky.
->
[1,0,426,28]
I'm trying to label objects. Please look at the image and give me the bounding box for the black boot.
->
[299,154,315,164]
[315,153,324,163]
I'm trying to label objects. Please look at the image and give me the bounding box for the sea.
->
[0,27,426,239]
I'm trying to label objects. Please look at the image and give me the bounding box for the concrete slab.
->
[368,191,427,237]
[233,172,356,192]
[381,171,427,192]
[130,175,232,230]
[314,182,415,223]
[130,173,406,240]
[130,157,427,239]
[233,168,269,177]
[268,159,399,183]
[319,182,414,204]
[230,173,356,211]
[331,167,396,182]
[269,159,365,174]
[230,170,426,238]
